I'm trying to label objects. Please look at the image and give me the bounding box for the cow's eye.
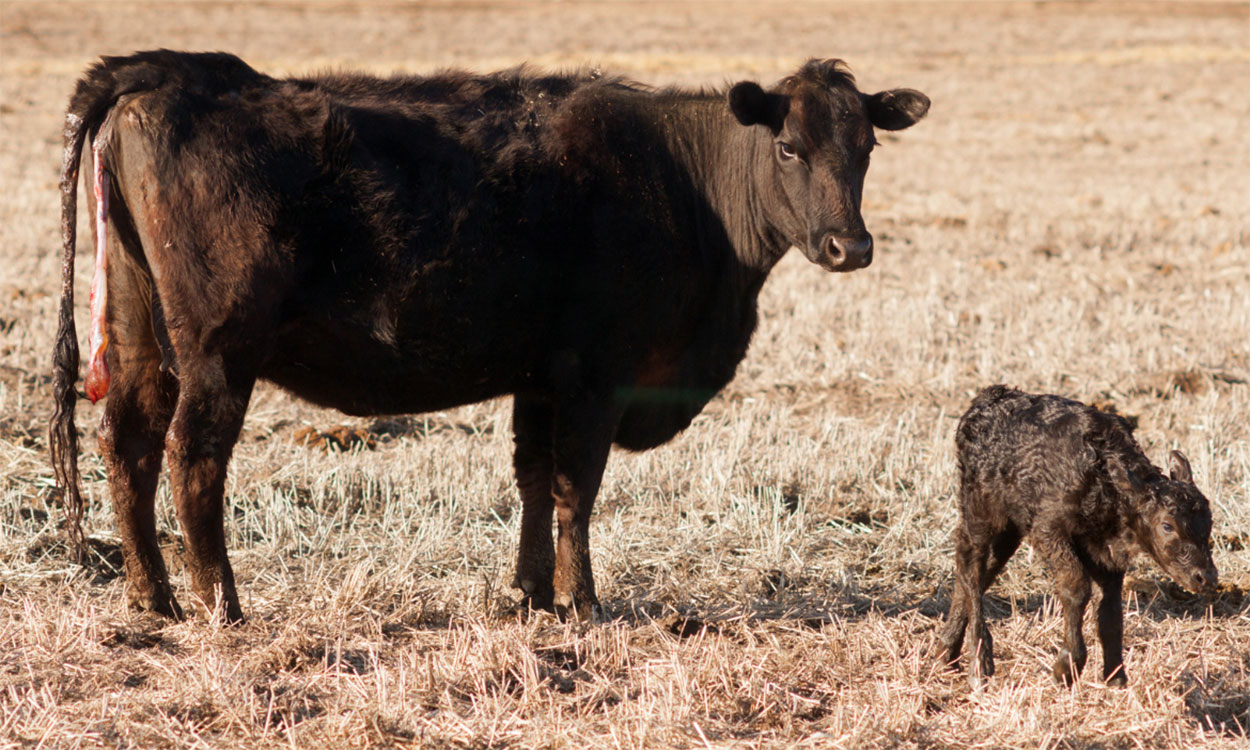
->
[777,141,798,161]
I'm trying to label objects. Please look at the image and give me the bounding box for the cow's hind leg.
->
[94,195,181,618]
[164,354,260,623]
[511,395,556,611]
[101,354,179,618]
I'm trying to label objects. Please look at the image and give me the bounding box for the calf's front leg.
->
[1094,569,1127,686]
[1035,525,1091,685]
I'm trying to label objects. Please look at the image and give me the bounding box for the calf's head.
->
[728,59,928,271]
[1114,450,1218,593]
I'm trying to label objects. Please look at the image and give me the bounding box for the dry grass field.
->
[2,1,1248,747]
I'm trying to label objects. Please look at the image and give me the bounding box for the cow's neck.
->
[645,97,788,390]
[658,98,792,279]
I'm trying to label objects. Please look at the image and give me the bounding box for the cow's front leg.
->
[510,396,556,611]
[549,395,619,622]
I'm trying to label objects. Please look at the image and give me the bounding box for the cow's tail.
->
[51,56,167,565]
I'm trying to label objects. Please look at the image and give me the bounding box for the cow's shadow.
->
[596,573,1249,633]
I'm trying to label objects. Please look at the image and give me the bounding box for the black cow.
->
[52,50,928,621]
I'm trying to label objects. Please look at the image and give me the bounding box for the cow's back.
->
[96,57,563,414]
[93,52,763,426]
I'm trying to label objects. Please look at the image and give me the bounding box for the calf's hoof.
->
[935,633,963,670]
[1052,651,1081,686]
[1104,668,1128,688]
[965,627,994,683]
[967,650,994,688]
[975,653,995,680]
[938,651,962,673]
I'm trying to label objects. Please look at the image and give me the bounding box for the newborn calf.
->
[939,385,1218,686]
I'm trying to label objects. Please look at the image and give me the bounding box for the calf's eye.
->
[1161,521,1174,534]
[777,142,797,160]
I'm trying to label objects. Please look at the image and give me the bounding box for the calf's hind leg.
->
[960,532,995,685]
[940,523,1020,673]
[939,526,975,666]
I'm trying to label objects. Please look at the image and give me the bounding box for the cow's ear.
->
[728,81,787,132]
[864,88,930,131]
[1169,450,1193,484]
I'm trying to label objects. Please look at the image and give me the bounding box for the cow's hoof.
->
[189,592,245,625]
[513,576,556,614]
[553,592,602,623]
[518,593,556,617]
[127,585,184,621]
[214,596,246,625]
[1105,669,1128,688]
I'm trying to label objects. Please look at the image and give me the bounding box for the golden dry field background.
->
[1,1,1248,748]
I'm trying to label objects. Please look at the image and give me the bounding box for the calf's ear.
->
[1169,450,1193,484]
[728,81,788,132]
[864,88,930,131]
[1107,455,1145,498]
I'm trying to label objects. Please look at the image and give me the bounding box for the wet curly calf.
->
[939,385,1218,687]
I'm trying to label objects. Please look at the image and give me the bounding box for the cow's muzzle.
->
[820,233,873,272]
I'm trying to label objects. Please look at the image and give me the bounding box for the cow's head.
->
[728,59,928,271]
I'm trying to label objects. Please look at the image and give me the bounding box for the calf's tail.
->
[51,56,166,564]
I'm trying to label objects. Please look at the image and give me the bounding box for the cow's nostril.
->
[823,235,845,263]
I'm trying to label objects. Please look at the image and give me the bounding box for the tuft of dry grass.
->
[2,2,1248,748]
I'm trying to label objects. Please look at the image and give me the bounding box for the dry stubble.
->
[1,2,1247,748]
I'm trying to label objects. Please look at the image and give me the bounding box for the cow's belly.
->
[259,316,531,416]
